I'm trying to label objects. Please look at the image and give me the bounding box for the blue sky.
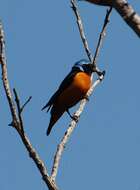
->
[0,1,140,190]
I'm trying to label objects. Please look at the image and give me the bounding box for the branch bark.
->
[113,0,140,37]
[80,0,140,37]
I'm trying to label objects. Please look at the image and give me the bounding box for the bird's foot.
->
[71,114,79,122]
[96,70,106,77]
[93,66,106,80]
[99,70,106,81]
[66,109,74,119]
[95,69,106,81]
[66,110,79,122]
[83,95,89,101]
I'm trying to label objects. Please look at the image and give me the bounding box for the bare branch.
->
[51,0,110,181]
[13,88,25,134]
[51,75,105,181]
[18,132,59,190]
[71,0,112,75]
[20,96,32,113]
[71,0,93,62]
[92,7,112,68]
[0,21,59,190]
[80,0,140,37]
[0,22,19,127]
[113,0,140,37]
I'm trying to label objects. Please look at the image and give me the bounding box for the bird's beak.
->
[88,64,96,73]
[91,65,106,77]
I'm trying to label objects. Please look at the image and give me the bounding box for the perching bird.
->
[42,59,95,136]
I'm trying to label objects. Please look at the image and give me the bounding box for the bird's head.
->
[73,59,94,75]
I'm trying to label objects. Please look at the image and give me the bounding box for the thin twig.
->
[51,1,111,181]
[13,88,25,134]
[0,21,58,190]
[20,96,32,113]
[92,7,112,67]
[71,0,111,75]
[71,0,93,62]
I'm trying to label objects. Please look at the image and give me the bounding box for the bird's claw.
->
[99,70,105,81]
[67,109,79,122]
[96,70,106,77]
[71,114,79,122]
[95,70,106,81]
[101,70,106,77]
[83,95,89,101]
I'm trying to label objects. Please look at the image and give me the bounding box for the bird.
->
[42,59,95,136]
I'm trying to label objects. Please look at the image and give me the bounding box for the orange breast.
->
[55,72,92,110]
[73,72,91,93]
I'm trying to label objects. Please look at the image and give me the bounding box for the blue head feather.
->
[72,59,93,73]
[74,59,90,66]
[73,59,90,71]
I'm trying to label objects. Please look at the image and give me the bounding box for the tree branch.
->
[92,7,112,67]
[51,75,104,181]
[13,88,25,134]
[20,95,32,113]
[80,0,140,37]
[0,22,19,127]
[0,21,59,190]
[71,0,93,62]
[51,0,111,181]
[113,0,140,37]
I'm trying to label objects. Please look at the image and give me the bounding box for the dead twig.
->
[92,7,112,67]
[13,88,25,134]
[20,96,32,113]
[71,0,93,62]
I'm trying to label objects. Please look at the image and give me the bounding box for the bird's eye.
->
[79,65,84,71]
[75,64,84,71]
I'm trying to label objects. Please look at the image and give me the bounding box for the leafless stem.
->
[20,96,32,113]
[0,21,58,190]
[51,0,111,181]
[113,0,140,37]
[92,7,112,67]
[78,0,140,37]
[0,22,19,127]
[51,75,104,181]
[71,0,93,62]
[13,88,25,134]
